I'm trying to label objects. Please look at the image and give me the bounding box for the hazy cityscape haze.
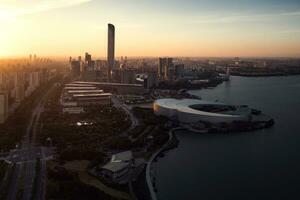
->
[0,1,300,200]
[0,0,300,57]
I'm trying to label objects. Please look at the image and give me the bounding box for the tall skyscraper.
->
[158,58,165,79]
[158,57,173,80]
[107,23,115,81]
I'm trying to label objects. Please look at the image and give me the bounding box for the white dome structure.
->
[153,98,252,124]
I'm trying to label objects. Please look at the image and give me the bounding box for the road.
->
[6,163,22,200]
[111,96,139,139]
[23,87,52,200]
[22,160,36,200]
[4,85,54,200]
[34,159,46,200]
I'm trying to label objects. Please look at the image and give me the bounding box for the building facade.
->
[0,91,8,124]
[154,98,252,124]
[158,57,174,80]
[107,23,115,81]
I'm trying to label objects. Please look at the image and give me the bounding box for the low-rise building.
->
[99,151,145,184]
[62,107,85,114]
[61,83,112,113]
[73,81,145,95]
[100,151,133,183]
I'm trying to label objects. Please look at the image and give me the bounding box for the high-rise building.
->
[33,71,40,89]
[120,69,136,84]
[158,58,165,79]
[96,60,106,69]
[71,60,81,78]
[0,91,8,124]
[85,52,92,62]
[144,72,157,89]
[175,64,185,79]
[158,57,173,80]
[0,73,4,90]
[15,72,25,103]
[107,23,115,81]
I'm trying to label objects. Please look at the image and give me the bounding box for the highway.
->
[34,159,46,200]
[18,101,43,200]
[22,160,36,200]
[6,163,22,200]
[4,85,54,200]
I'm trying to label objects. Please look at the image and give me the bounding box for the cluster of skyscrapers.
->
[158,57,185,81]
[70,24,116,82]
[0,58,55,123]
[70,24,149,87]
[69,23,187,91]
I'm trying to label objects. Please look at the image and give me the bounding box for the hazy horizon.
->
[1,55,300,61]
[0,0,300,58]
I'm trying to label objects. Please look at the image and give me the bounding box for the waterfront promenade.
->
[146,127,182,200]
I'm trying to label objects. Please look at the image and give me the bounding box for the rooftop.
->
[73,81,143,87]
[101,151,133,172]
[68,90,104,94]
[72,93,112,98]
[64,87,97,90]
[102,161,129,172]
[111,151,133,162]
[154,98,251,118]
[65,84,94,87]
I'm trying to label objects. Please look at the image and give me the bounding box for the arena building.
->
[153,98,252,124]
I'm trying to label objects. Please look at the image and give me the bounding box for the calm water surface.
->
[153,75,300,200]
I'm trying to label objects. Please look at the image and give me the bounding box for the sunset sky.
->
[0,0,300,58]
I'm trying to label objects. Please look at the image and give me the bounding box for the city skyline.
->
[0,0,300,58]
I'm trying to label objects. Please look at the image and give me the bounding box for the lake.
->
[153,75,300,200]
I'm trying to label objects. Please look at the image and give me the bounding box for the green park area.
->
[38,85,131,161]
[38,82,171,200]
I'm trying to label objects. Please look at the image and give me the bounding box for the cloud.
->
[0,0,91,20]
[191,11,300,24]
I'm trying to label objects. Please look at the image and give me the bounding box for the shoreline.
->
[230,72,300,77]
[141,75,299,200]
[145,127,181,200]
[144,117,274,200]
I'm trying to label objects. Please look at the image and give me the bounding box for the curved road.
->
[146,127,182,200]
[111,96,139,139]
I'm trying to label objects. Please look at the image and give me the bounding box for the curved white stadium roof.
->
[154,98,251,123]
